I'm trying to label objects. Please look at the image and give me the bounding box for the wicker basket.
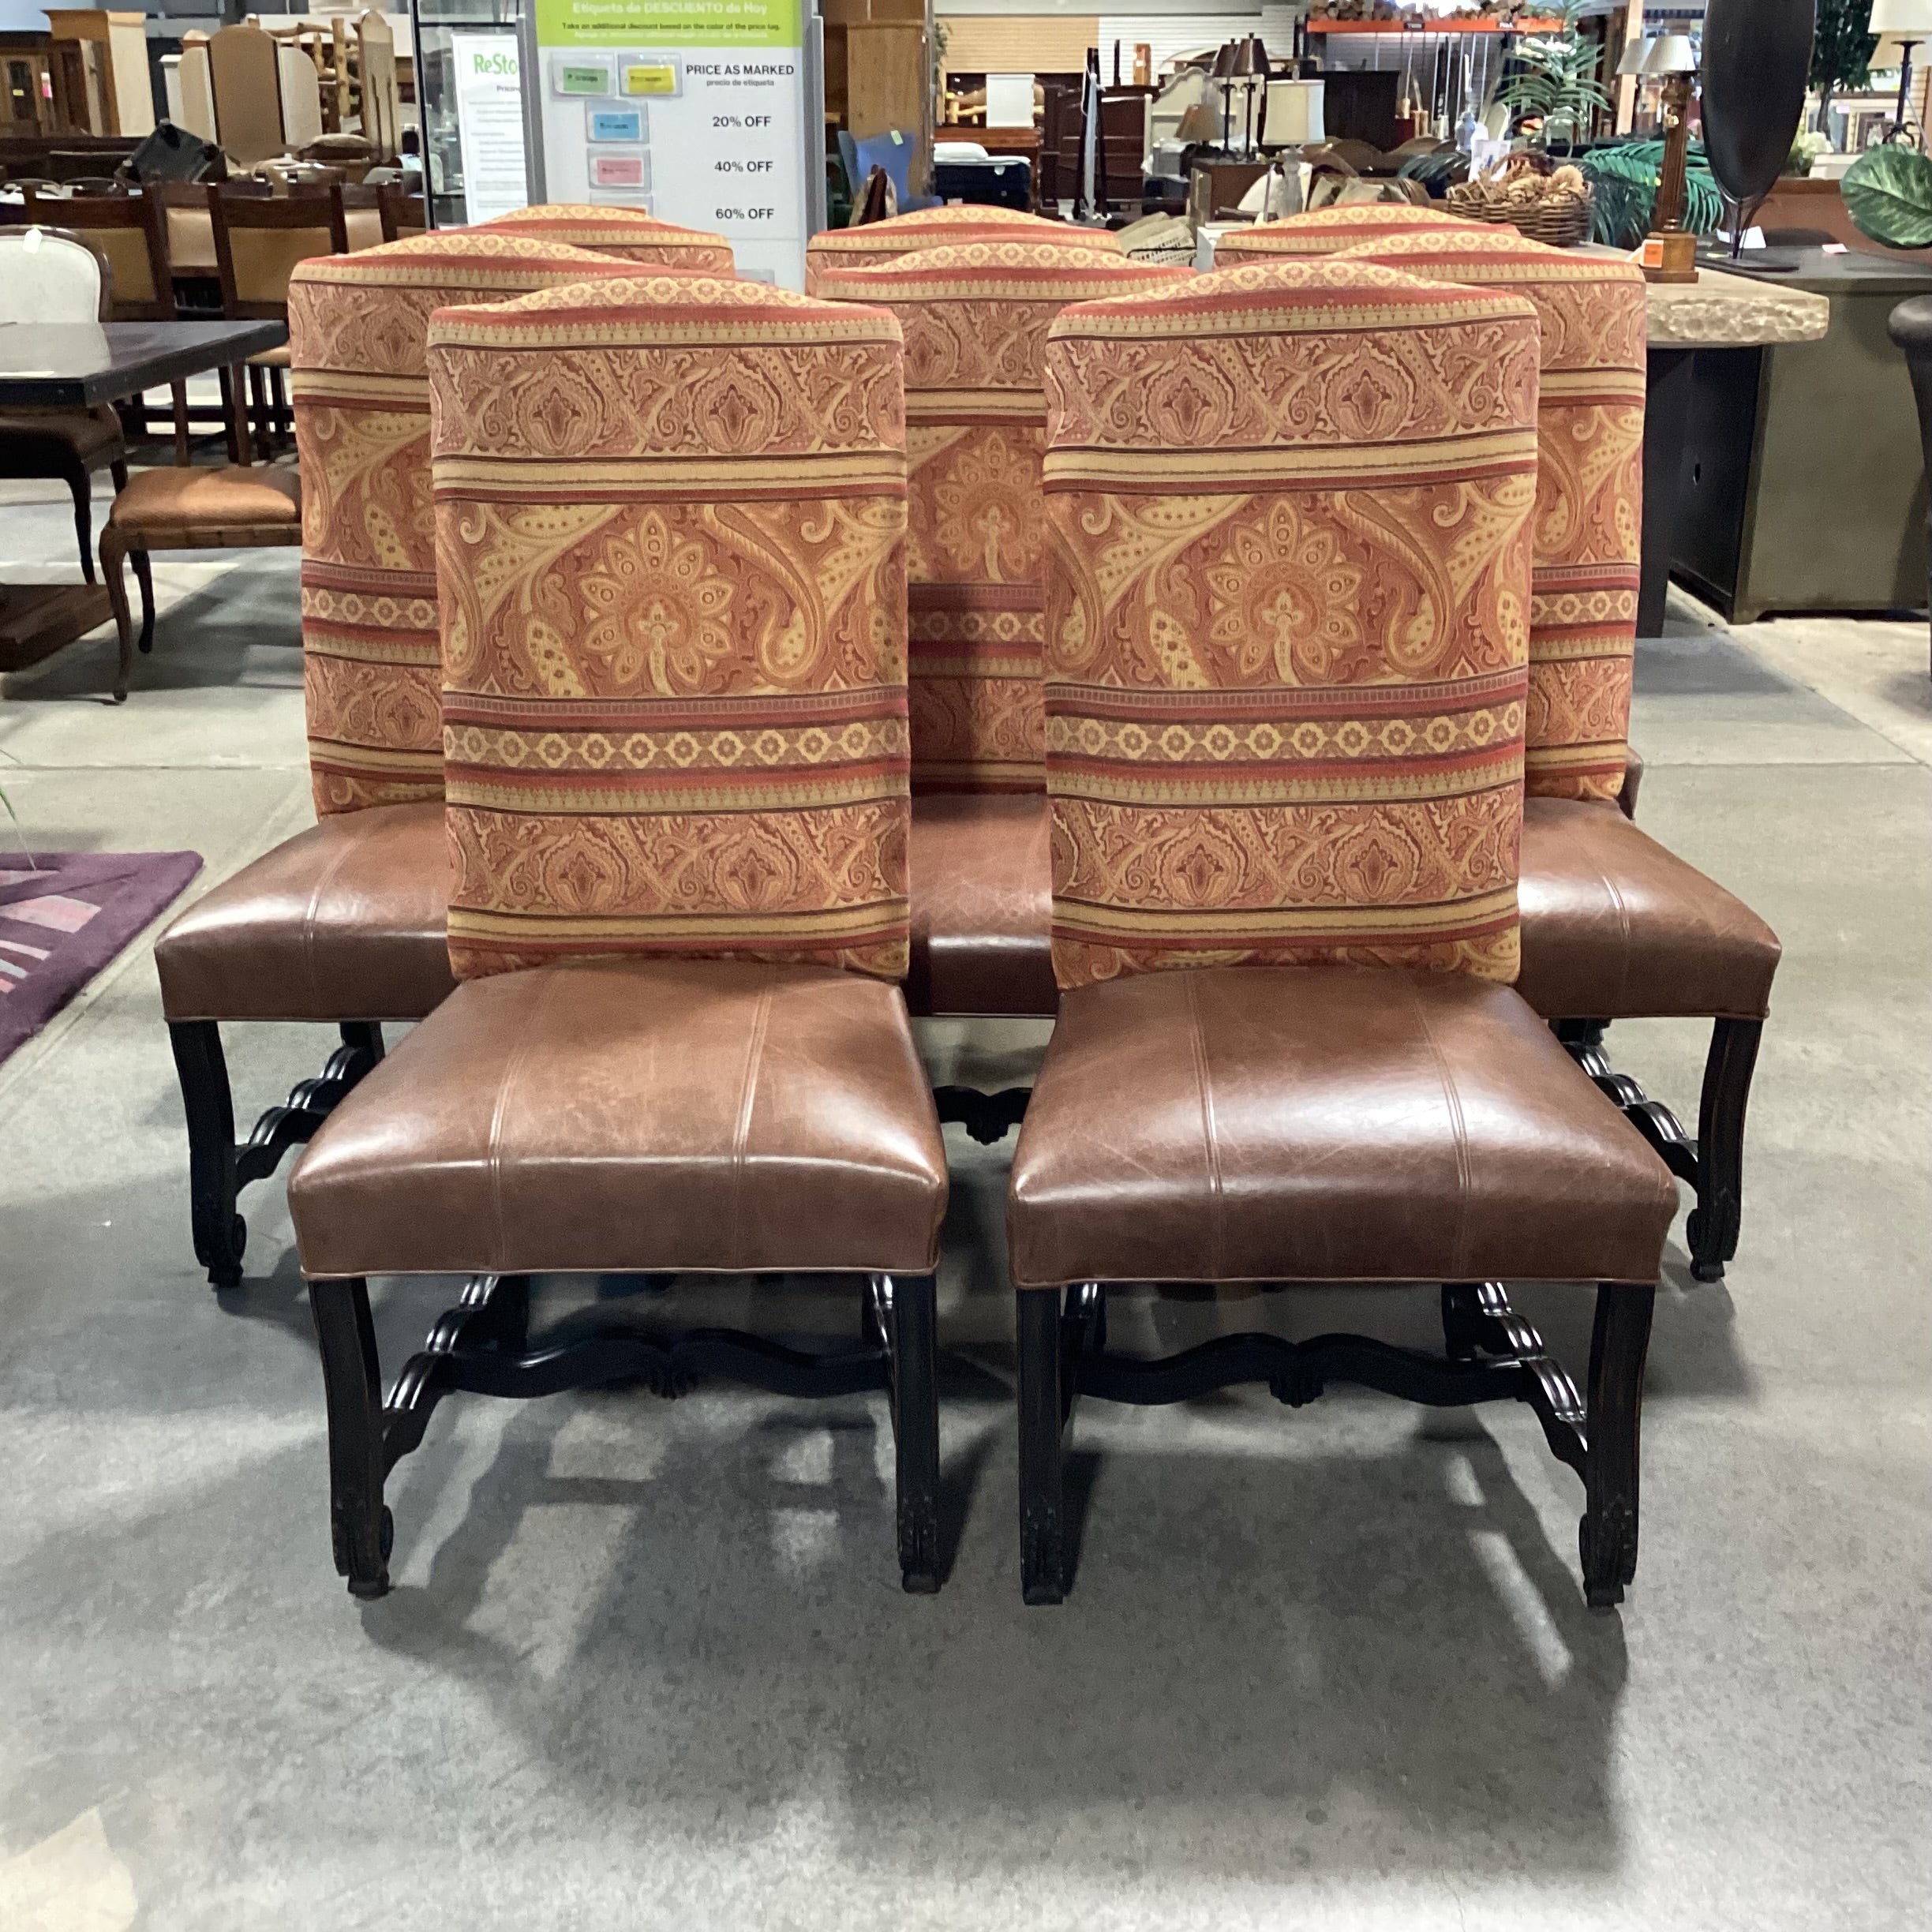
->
[1447,152,1595,249]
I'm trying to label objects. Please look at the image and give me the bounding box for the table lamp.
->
[1870,0,1932,140]
[1617,36,1655,134]
[1641,34,1701,283]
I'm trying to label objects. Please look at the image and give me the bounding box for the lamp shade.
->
[1870,0,1932,32]
[1642,34,1700,74]
[1213,40,1239,78]
[1616,37,1655,77]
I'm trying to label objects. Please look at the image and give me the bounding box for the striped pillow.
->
[816,241,1190,792]
[1042,260,1540,989]
[1337,228,1646,800]
[289,231,657,814]
[477,204,735,272]
[426,274,911,981]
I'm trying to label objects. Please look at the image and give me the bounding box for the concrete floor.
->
[1,480,1930,1930]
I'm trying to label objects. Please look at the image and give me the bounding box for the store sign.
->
[450,31,532,223]
[532,0,808,286]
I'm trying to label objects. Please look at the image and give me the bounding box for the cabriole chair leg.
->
[1579,1281,1655,1610]
[1017,1286,1067,1604]
[1686,1017,1762,1282]
[882,1272,940,1593]
[168,1019,245,1287]
[310,1276,392,1601]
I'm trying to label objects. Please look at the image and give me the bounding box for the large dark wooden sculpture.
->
[1700,0,1818,259]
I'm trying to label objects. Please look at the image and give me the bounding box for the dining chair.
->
[814,238,1189,1102]
[1211,202,1484,264]
[285,270,946,1601]
[0,226,129,580]
[804,204,1120,295]
[1005,259,1679,1611]
[153,233,664,1283]
[478,203,734,270]
[209,181,350,455]
[1337,226,1781,1282]
[21,188,194,463]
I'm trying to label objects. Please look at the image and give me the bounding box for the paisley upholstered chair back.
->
[804,205,1120,296]
[1337,228,1646,801]
[288,231,659,814]
[425,274,912,983]
[1212,204,1484,266]
[816,240,1191,793]
[1040,260,1541,990]
[477,204,736,272]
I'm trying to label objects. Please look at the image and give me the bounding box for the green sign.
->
[535,0,802,49]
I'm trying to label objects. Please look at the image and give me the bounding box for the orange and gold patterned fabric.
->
[1337,229,1645,800]
[425,274,912,982]
[805,206,1120,294]
[289,231,657,815]
[816,241,1189,792]
[477,204,736,271]
[1041,260,1541,990]
[1212,204,1485,266]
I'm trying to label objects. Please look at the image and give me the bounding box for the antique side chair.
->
[155,233,662,1286]
[478,203,736,271]
[804,204,1121,295]
[1339,227,1780,1281]
[1007,262,1678,1610]
[815,239,1190,1136]
[287,273,946,1598]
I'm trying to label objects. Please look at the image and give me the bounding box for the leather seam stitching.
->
[1185,972,1225,1282]
[487,972,553,1273]
[1590,822,1634,1013]
[728,971,776,1275]
[301,814,369,1013]
[1410,977,1471,1280]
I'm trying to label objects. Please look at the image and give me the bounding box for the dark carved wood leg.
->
[310,1277,392,1601]
[1686,1017,1762,1282]
[132,545,155,654]
[67,461,95,583]
[1579,1282,1654,1610]
[882,1273,940,1593]
[1017,1286,1067,1604]
[99,522,136,702]
[168,1020,246,1288]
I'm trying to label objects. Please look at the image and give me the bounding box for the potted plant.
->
[1812,0,1878,132]
[1500,0,1612,152]
[1844,140,1932,248]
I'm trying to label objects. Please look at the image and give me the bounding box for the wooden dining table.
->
[0,316,286,673]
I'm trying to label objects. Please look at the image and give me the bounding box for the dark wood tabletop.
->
[0,320,287,407]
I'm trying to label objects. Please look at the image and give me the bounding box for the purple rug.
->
[0,850,202,1065]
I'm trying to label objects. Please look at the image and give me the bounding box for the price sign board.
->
[529,0,813,286]
[449,30,532,223]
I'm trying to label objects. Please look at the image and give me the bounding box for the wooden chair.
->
[338,181,394,250]
[0,225,129,582]
[209,182,349,455]
[22,188,193,463]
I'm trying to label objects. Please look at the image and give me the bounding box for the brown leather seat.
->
[290,958,949,1280]
[106,462,301,541]
[908,793,1057,1017]
[156,801,455,1023]
[1008,968,1677,1290]
[1517,797,1780,1020]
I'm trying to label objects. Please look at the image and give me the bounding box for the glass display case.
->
[410,0,529,227]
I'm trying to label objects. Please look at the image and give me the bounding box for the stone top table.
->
[1629,256,1832,633]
